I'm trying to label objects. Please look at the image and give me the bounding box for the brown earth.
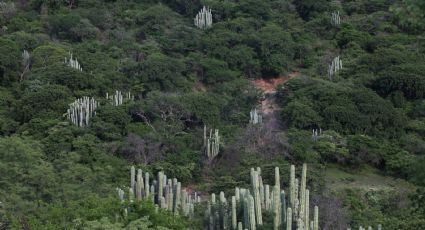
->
[252,71,299,94]
[253,71,300,115]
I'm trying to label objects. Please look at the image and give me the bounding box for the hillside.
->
[0,0,424,229]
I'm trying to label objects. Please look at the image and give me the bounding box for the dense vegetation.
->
[0,0,424,229]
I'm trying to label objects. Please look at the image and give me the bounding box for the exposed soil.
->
[253,71,299,116]
[253,71,299,94]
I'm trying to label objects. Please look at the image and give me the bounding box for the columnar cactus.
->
[281,191,287,227]
[66,97,98,127]
[22,50,30,65]
[299,164,307,224]
[251,168,263,225]
[20,49,31,81]
[65,52,82,71]
[349,224,382,230]
[328,56,343,80]
[305,189,310,230]
[232,196,237,229]
[249,108,262,124]
[286,207,292,230]
[106,90,133,106]
[136,169,144,201]
[273,185,280,230]
[205,164,319,230]
[204,125,221,160]
[290,165,296,211]
[331,11,341,26]
[118,167,200,218]
[194,6,212,29]
[314,206,319,230]
[312,128,322,141]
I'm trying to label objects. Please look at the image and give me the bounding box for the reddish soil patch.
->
[252,71,299,93]
[253,71,300,114]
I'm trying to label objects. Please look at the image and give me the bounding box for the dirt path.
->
[252,71,299,128]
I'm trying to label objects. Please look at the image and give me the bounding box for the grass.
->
[324,164,414,192]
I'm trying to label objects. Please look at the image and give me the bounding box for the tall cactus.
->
[314,206,319,230]
[194,6,213,29]
[331,11,341,26]
[204,164,319,230]
[299,164,307,227]
[204,125,221,160]
[232,196,237,229]
[249,108,262,124]
[136,169,144,200]
[273,185,281,230]
[65,52,82,71]
[305,189,310,230]
[20,50,30,81]
[290,165,296,211]
[251,168,263,225]
[328,56,343,80]
[119,167,200,218]
[106,90,133,106]
[286,207,292,230]
[66,97,98,127]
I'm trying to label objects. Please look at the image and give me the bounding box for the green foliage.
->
[92,105,132,140]
[1,0,424,228]
[17,84,72,122]
[282,78,407,137]
[293,0,330,20]
[258,23,295,76]
[0,38,20,84]
[32,44,68,69]
[335,24,373,49]
[372,71,425,99]
[137,53,189,92]
[390,0,425,34]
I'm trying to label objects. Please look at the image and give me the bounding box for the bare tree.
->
[121,133,164,164]
[243,111,291,159]
[312,195,350,230]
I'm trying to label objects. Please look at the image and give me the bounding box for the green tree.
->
[32,44,68,69]
[0,136,57,215]
[17,84,72,122]
[0,38,20,84]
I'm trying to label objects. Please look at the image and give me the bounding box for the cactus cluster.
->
[20,50,30,81]
[204,125,221,160]
[194,6,213,30]
[66,97,98,127]
[331,11,341,26]
[205,164,319,230]
[106,90,133,106]
[328,56,342,80]
[249,108,262,125]
[312,129,322,141]
[65,52,82,71]
[117,166,201,217]
[349,225,382,230]
[22,50,30,67]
